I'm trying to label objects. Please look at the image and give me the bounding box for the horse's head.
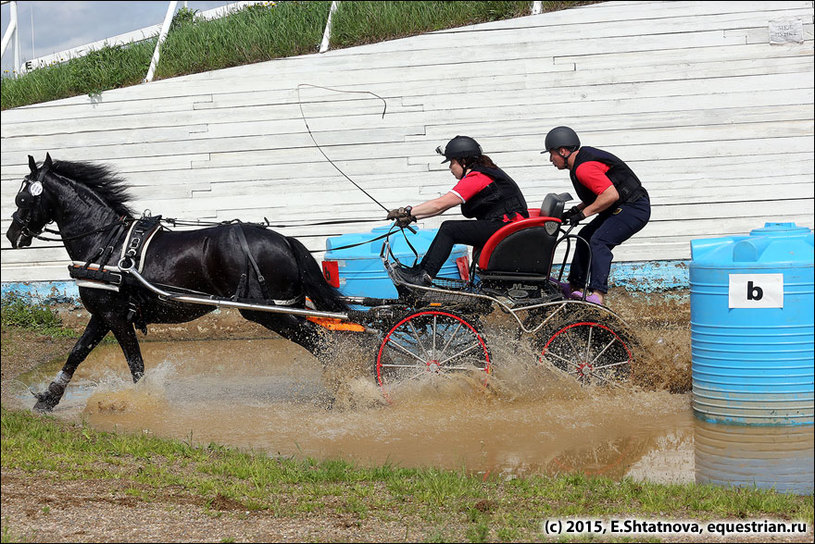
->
[6,154,56,249]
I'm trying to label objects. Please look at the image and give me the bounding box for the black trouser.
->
[568,196,651,294]
[421,219,506,277]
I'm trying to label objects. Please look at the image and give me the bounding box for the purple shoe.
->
[551,278,571,298]
[570,290,603,305]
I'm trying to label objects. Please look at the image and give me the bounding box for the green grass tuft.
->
[0,293,73,337]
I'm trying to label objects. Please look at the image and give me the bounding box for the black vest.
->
[570,146,647,206]
[460,165,529,221]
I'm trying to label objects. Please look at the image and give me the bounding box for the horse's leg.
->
[108,319,145,383]
[239,311,326,356]
[34,314,110,412]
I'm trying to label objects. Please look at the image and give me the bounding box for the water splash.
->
[14,293,696,481]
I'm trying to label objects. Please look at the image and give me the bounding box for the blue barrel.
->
[690,222,814,425]
[695,419,814,495]
[323,226,468,303]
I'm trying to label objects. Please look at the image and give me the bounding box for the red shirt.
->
[450,171,493,203]
[574,161,613,196]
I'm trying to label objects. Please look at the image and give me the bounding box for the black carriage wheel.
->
[540,321,632,385]
[375,310,491,395]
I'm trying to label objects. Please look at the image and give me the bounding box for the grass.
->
[1,1,598,110]
[155,2,333,79]
[0,292,74,337]
[329,1,532,47]
[1,407,812,542]
[0,39,156,108]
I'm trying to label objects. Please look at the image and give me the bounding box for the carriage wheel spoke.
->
[584,325,593,364]
[442,364,485,372]
[438,323,463,357]
[564,330,581,359]
[380,362,426,369]
[591,359,630,371]
[438,343,481,366]
[431,315,438,356]
[406,321,431,360]
[586,336,617,367]
[380,360,480,374]
[544,349,574,368]
[380,364,431,382]
[385,338,428,365]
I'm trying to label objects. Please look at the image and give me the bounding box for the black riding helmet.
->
[542,126,580,154]
[436,135,482,163]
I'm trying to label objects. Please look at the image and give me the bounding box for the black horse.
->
[6,154,349,412]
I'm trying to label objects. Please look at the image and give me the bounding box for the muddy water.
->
[11,292,811,491]
[13,333,696,483]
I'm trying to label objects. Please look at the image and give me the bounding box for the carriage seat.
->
[476,192,573,275]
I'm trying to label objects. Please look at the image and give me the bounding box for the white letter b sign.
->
[728,274,784,308]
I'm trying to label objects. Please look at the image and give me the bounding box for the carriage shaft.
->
[126,266,352,321]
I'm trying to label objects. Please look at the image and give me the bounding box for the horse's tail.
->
[288,236,349,313]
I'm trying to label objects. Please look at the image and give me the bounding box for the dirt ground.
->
[3,294,809,543]
[2,308,392,543]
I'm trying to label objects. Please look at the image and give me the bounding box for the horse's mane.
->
[49,159,136,218]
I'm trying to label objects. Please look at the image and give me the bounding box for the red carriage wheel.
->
[375,310,490,395]
[540,321,632,385]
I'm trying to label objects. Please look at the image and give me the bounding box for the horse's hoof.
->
[33,395,57,412]
[31,383,64,412]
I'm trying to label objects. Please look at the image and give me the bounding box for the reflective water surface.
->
[13,337,696,483]
[695,419,814,494]
[12,335,812,492]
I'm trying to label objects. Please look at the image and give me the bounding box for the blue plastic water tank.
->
[323,226,468,303]
[689,223,814,425]
[694,419,813,494]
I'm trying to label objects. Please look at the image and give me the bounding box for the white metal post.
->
[29,2,33,62]
[531,1,542,15]
[319,1,339,54]
[12,0,19,74]
[144,0,178,83]
[1,2,18,63]
[1,0,20,76]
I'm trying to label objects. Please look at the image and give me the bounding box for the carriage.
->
[326,191,636,394]
[6,155,636,411]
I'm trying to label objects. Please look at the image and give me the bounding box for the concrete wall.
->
[2,1,813,298]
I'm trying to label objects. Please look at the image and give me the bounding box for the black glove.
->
[387,206,409,220]
[396,215,415,228]
[561,206,585,226]
[387,206,415,228]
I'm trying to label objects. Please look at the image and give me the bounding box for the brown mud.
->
[3,289,694,482]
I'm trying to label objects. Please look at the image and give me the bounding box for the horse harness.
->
[68,217,302,332]
[66,215,161,332]
[234,224,273,303]
[68,215,162,291]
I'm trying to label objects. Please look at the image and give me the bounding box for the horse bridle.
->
[12,171,130,243]
[12,172,50,239]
